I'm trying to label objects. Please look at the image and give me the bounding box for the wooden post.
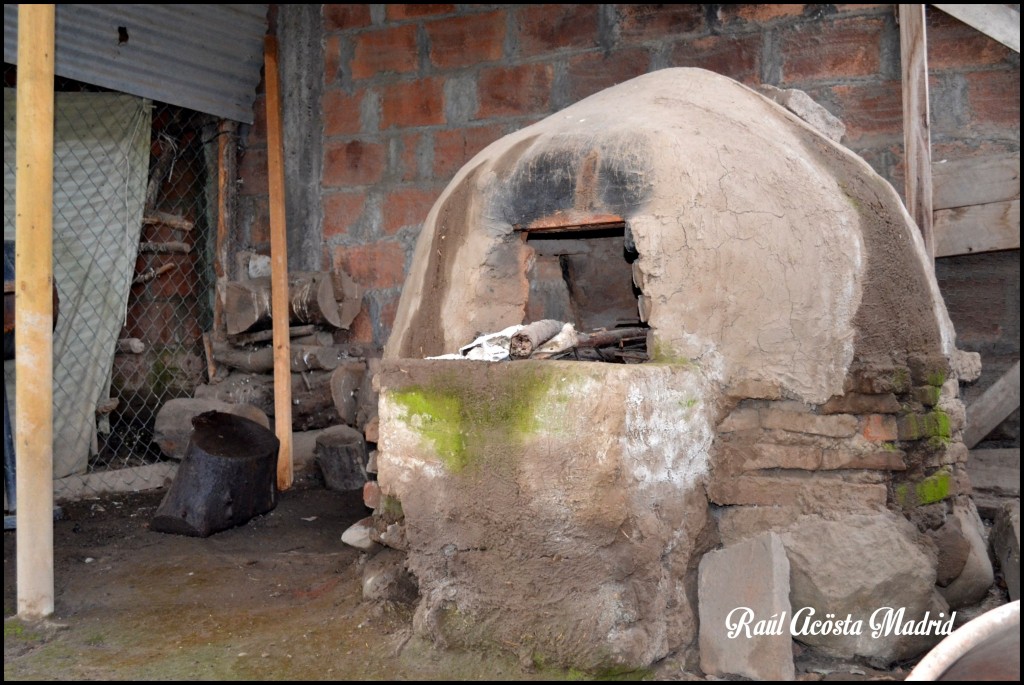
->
[264,35,293,490]
[15,3,56,619]
[212,119,237,341]
[899,4,935,259]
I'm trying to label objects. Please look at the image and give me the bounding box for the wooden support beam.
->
[934,199,1020,257]
[213,119,237,341]
[933,4,1021,53]
[14,2,56,620]
[265,34,293,491]
[899,4,935,259]
[932,153,1020,211]
[967,448,1020,518]
[964,361,1021,448]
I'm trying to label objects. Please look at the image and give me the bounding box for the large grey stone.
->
[939,500,995,609]
[699,533,794,681]
[780,512,944,662]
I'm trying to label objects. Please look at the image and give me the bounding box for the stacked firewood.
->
[191,266,376,445]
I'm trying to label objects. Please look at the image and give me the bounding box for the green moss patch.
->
[894,466,952,508]
[390,367,561,473]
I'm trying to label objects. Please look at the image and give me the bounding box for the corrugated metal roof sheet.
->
[4,4,268,123]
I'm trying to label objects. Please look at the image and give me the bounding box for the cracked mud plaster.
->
[386,67,954,405]
[377,68,961,671]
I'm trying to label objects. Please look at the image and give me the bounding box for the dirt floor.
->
[4,475,925,682]
[3,476,573,681]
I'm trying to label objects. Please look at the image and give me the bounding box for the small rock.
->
[341,516,381,553]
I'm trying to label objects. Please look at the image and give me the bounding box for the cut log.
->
[150,411,279,537]
[139,241,191,254]
[143,211,194,231]
[315,425,368,491]
[194,371,339,431]
[210,340,354,374]
[292,330,336,346]
[510,319,565,359]
[228,324,317,347]
[132,262,176,285]
[225,271,343,335]
[330,360,366,425]
[330,268,364,330]
[116,338,145,354]
[154,397,270,460]
[576,327,649,348]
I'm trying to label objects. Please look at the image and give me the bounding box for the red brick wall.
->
[237,4,1020,397]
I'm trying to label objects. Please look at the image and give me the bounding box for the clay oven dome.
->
[375,69,985,675]
[386,67,955,404]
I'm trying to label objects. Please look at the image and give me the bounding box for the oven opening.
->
[519,218,648,363]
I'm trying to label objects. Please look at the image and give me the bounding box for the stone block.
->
[951,349,982,383]
[844,362,912,395]
[725,378,783,400]
[780,512,944,662]
[820,448,906,471]
[897,411,954,442]
[717,506,803,546]
[708,472,887,512]
[938,500,995,609]
[718,442,821,472]
[860,414,899,442]
[759,409,858,437]
[821,392,901,415]
[893,467,955,509]
[912,385,943,407]
[717,407,761,433]
[699,533,794,681]
[758,84,846,143]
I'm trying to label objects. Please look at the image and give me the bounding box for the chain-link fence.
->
[4,64,221,504]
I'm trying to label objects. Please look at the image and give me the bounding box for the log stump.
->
[151,411,280,537]
[315,425,368,491]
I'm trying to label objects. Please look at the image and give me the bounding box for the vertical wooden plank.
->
[212,119,237,342]
[900,4,935,260]
[264,34,293,491]
[15,3,56,619]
